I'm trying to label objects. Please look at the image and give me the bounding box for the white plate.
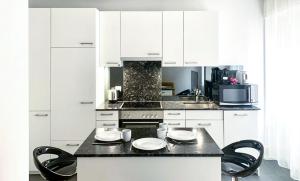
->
[94,130,121,142]
[132,138,167,151]
[167,130,197,141]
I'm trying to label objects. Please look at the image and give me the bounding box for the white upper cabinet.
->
[51,48,96,140]
[29,8,51,111]
[162,11,184,67]
[51,8,97,48]
[100,11,121,67]
[184,11,218,66]
[121,11,162,59]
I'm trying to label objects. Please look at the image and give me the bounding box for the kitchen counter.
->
[74,128,223,157]
[75,128,223,181]
[96,101,260,111]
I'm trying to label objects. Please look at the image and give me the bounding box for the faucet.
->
[194,89,201,102]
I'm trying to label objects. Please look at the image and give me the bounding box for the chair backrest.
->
[33,146,76,180]
[222,140,264,177]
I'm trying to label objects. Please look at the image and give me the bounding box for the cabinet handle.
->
[34,114,48,117]
[80,42,94,45]
[66,143,80,146]
[234,113,248,117]
[198,123,212,126]
[168,123,181,126]
[103,123,116,126]
[147,53,160,56]
[100,113,114,116]
[164,61,177,64]
[80,101,94,104]
[185,61,198,64]
[167,113,180,115]
[106,62,119,65]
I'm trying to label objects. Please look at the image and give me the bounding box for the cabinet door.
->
[186,120,223,147]
[184,11,218,66]
[163,11,183,67]
[121,11,162,58]
[224,111,258,146]
[100,11,121,67]
[96,121,119,128]
[51,48,95,140]
[51,140,83,154]
[29,8,50,111]
[29,112,50,172]
[51,8,97,47]
[164,120,185,128]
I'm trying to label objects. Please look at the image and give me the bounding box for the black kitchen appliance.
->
[119,102,163,128]
[217,84,258,105]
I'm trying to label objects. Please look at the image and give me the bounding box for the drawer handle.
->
[106,62,119,65]
[164,61,177,64]
[80,101,94,104]
[234,114,248,117]
[167,113,180,116]
[185,61,198,64]
[103,123,116,126]
[80,42,94,45]
[168,123,181,126]
[34,114,48,117]
[198,123,212,126]
[100,113,114,116]
[147,52,160,56]
[66,143,80,146]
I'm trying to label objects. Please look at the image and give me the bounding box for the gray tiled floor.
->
[30,160,296,181]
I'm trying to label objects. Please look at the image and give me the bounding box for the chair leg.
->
[232,176,238,181]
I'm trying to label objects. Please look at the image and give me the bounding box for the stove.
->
[119,102,163,128]
[121,101,162,109]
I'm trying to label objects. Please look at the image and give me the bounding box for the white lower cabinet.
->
[29,111,50,172]
[164,120,185,128]
[224,111,258,146]
[51,140,83,155]
[96,121,119,128]
[186,120,223,147]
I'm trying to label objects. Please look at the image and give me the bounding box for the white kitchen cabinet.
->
[224,111,258,146]
[51,48,95,141]
[51,8,97,48]
[186,110,223,147]
[164,110,185,120]
[29,8,50,111]
[164,120,185,128]
[96,121,119,128]
[121,11,162,59]
[51,140,83,154]
[100,11,121,67]
[29,111,50,172]
[186,120,223,147]
[96,111,119,121]
[162,11,183,67]
[184,11,218,66]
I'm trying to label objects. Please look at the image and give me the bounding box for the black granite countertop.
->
[96,101,260,111]
[74,128,223,157]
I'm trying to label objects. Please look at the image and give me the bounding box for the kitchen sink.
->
[183,101,218,109]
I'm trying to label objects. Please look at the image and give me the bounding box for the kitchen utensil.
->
[159,123,168,129]
[94,130,122,142]
[132,138,167,151]
[92,141,122,145]
[167,130,197,141]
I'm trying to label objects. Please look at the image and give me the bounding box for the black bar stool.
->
[33,146,77,181]
[221,140,264,181]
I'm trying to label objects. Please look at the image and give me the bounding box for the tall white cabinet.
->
[184,11,218,66]
[51,48,95,141]
[162,11,184,67]
[29,8,97,172]
[29,8,51,172]
[121,11,162,59]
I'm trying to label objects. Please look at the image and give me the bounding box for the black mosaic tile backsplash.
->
[123,61,162,101]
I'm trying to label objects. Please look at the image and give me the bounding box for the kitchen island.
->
[74,128,223,181]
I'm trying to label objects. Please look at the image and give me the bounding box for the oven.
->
[119,110,163,129]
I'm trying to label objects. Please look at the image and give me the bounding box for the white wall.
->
[0,0,28,181]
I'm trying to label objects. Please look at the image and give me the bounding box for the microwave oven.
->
[217,84,258,105]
